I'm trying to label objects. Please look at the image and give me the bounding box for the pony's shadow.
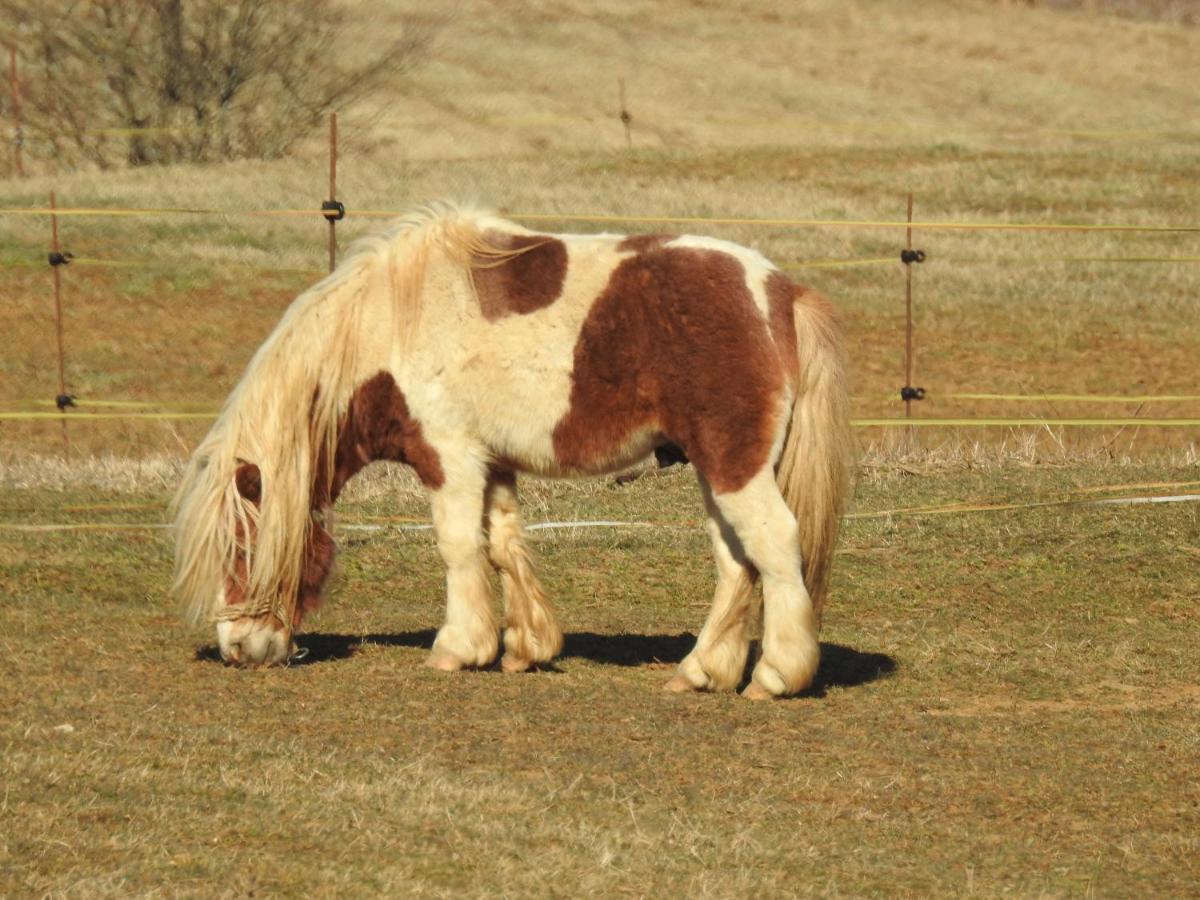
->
[195,630,896,694]
[560,632,896,697]
[193,630,436,666]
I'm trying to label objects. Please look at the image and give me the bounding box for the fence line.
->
[8,114,1200,455]
[5,204,1200,234]
[5,410,1200,428]
[853,417,1200,428]
[7,252,1200,274]
[9,390,1200,417]
[5,488,1200,535]
[940,393,1200,404]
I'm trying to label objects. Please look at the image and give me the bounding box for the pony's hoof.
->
[664,674,701,693]
[425,647,465,672]
[741,681,776,701]
[500,653,531,674]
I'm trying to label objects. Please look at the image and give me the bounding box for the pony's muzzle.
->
[216,615,293,668]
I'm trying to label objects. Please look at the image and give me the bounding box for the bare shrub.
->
[1,0,426,170]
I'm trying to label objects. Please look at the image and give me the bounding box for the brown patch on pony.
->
[473,232,568,321]
[553,247,787,494]
[222,462,261,611]
[295,520,335,626]
[316,371,445,504]
[766,270,800,385]
[298,373,444,623]
[617,234,677,254]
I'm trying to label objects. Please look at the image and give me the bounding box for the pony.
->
[172,203,853,699]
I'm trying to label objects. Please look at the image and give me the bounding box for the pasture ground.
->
[2,458,1198,896]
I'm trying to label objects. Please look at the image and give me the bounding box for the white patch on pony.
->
[663,235,777,318]
[397,233,635,476]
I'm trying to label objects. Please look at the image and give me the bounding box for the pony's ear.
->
[234,462,262,505]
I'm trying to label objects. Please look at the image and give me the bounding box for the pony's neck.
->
[313,369,445,510]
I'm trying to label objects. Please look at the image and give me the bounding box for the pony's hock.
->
[173,204,852,698]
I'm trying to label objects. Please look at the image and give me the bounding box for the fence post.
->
[49,191,70,456]
[904,193,914,420]
[327,112,339,273]
[8,46,23,178]
[618,79,632,149]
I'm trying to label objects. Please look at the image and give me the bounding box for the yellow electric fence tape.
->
[783,257,896,270]
[4,205,1200,233]
[4,489,1199,534]
[845,490,1200,521]
[853,417,1200,427]
[0,411,216,420]
[18,399,219,410]
[948,256,1200,265]
[4,411,1199,425]
[7,251,1198,272]
[941,393,1200,404]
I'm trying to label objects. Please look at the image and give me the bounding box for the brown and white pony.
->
[172,204,852,699]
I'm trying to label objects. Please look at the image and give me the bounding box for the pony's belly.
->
[491,423,661,480]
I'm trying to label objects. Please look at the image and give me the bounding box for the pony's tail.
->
[775,287,854,625]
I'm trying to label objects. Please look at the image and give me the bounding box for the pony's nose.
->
[216,617,293,668]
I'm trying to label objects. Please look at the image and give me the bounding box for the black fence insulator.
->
[55,393,76,410]
[900,249,926,265]
[900,386,926,402]
[48,251,73,267]
[321,200,346,221]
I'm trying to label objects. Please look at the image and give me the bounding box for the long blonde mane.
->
[171,203,507,626]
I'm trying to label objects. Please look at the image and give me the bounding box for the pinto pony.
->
[172,204,852,699]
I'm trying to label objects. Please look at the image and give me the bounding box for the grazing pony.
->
[172,204,852,699]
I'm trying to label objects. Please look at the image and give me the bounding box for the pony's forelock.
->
[171,202,500,626]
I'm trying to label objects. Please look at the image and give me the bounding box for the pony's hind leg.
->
[711,467,820,699]
[426,459,500,671]
[666,476,757,693]
[485,471,563,673]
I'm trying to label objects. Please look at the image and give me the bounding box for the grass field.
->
[2,0,1199,895]
[2,460,1198,895]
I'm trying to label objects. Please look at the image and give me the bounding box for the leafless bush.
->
[1,0,426,170]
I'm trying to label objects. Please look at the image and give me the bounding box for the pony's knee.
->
[436,522,485,569]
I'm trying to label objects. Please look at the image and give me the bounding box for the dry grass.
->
[2,464,1198,896]
[3,5,1199,457]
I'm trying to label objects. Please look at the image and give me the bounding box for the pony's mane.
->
[171,202,509,626]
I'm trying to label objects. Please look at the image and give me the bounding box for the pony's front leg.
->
[485,470,563,673]
[666,476,756,693]
[426,464,500,671]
